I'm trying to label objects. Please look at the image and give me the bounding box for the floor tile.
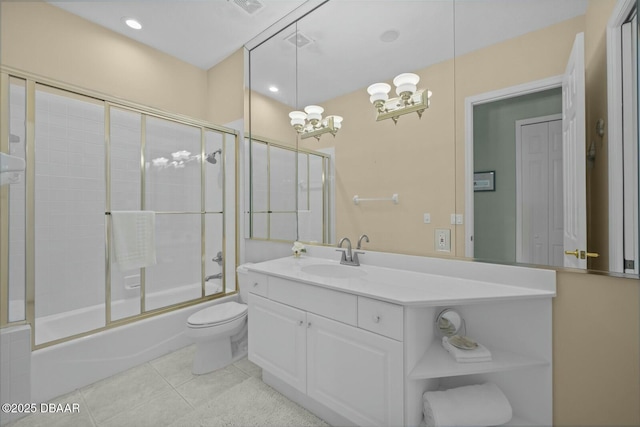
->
[232,357,262,378]
[170,377,328,427]
[149,345,197,387]
[6,390,95,427]
[80,364,172,424]
[98,389,191,427]
[175,364,248,408]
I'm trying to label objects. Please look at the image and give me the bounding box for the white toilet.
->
[186,263,252,375]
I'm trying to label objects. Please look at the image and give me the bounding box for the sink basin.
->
[301,264,367,279]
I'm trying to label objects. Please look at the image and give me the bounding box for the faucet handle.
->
[336,249,348,263]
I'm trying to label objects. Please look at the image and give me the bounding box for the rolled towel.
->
[423,383,512,427]
[442,336,492,363]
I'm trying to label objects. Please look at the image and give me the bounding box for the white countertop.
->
[247,256,556,307]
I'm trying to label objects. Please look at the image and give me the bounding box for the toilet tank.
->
[236,263,253,303]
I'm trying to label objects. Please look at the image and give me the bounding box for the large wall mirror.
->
[248,0,639,277]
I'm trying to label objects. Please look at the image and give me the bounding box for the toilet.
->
[186,263,252,375]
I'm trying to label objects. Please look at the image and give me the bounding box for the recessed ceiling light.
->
[268,86,279,93]
[380,29,400,43]
[124,18,142,30]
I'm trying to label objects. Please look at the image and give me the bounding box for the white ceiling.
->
[47,0,308,70]
[47,0,589,107]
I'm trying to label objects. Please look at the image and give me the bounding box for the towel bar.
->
[353,193,399,205]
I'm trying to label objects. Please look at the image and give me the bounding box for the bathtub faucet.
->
[205,273,222,281]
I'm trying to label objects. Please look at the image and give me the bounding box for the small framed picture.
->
[474,171,495,192]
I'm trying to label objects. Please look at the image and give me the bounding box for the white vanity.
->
[246,254,555,427]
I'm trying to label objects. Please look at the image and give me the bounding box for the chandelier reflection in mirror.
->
[289,105,343,141]
[150,149,221,169]
[367,73,432,124]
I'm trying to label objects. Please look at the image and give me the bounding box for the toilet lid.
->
[187,302,247,326]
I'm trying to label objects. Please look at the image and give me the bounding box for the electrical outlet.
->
[435,229,451,252]
[423,213,431,224]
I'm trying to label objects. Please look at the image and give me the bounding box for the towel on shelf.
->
[111,211,157,271]
[423,382,512,427]
[442,336,492,363]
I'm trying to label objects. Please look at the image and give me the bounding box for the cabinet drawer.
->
[247,272,268,297]
[268,276,357,326]
[357,297,403,341]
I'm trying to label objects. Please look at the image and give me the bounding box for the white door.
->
[306,313,404,427]
[248,294,307,392]
[518,118,564,267]
[562,32,588,269]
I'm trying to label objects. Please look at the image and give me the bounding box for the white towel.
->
[111,211,157,271]
[442,336,492,363]
[423,383,512,427]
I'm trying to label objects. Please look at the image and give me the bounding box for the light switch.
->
[423,213,431,224]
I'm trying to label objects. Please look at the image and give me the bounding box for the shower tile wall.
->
[249,142,297,241]
[34,88,105,331]
[10,84,233,345]
[8,80,26,322]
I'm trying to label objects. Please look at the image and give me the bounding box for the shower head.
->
[205,149,222,165]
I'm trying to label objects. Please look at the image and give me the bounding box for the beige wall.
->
[298,60,456,255]
[585,0,616,271]
[249,90,297,147]
[1,0,218,122]
[206,49,244,124]
[554,271,640,425]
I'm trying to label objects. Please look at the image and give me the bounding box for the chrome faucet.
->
[357,234,370,250]
[205,272,222,281]
[337,237,363,266]
[212,251,223,266]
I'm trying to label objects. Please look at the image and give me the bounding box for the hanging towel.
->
[111,211,157,271]
[423,383,512,427]
[442,336,492,363]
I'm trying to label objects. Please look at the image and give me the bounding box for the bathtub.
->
[31,281,232,403]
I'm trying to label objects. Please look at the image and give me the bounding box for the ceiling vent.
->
[231,0,265,15]
[285,31,312,48]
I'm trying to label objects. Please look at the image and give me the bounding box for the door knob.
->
[565,249,600,259]
[564,249,580,258]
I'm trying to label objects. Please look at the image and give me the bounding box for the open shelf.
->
[409,342,549,379]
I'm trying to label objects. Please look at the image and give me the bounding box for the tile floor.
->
[6,345,328,427]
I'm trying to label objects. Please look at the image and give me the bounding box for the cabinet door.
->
[248,294,307,392]
[306,313,403,427]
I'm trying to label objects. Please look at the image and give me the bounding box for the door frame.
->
[607,0,638,273]
[515,114,563,264]
[464,76,563,258]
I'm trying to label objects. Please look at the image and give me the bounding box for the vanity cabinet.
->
[248,285,404,426]
[246,257,555,427]
[248,294,306,392]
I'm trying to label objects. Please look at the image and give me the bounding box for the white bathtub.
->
[31,282,232,403]
[34,282,222,344]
